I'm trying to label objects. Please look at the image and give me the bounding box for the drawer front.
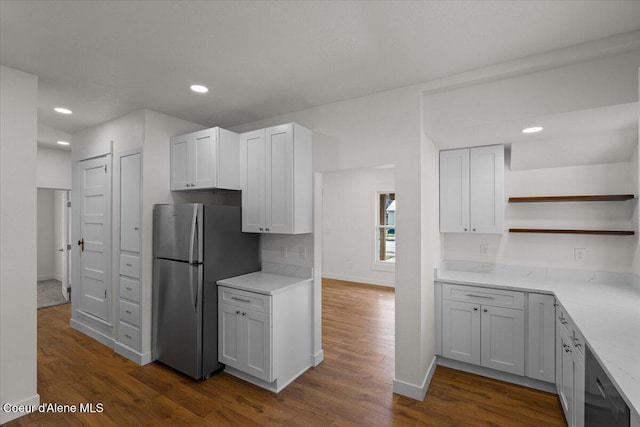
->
[120,254,141,278]
[119,299,141,327]
[442,283,524,310]
[118,321,141,351]
[218,286,271,315]
[120,277,141,303]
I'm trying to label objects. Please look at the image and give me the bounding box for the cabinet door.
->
[242,310,272,382]
[240,129,265,232]
[442,300,481,365]
[170,135,191,190]
[527,293,555,382]
[440,148,470,233]
[480,305,524,375]
[574,355,585,427]
[470,145,504,233]
[218,303,242,370]
[192,129,218,189]
[558,332,574,425]
[265,124,294,234]
[120,152,141,252]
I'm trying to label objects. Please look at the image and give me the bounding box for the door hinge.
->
[104,290,107,299]
[67,201,71,208]
[67,244,71,250]
[104,164,107,173]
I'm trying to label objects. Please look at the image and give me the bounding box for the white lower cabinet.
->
[555,301,585,427]
[218,279,312,392]
[442,296,524,375]
[527,293,556,382]
[219,299,272,382]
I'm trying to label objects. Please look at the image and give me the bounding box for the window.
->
[376,192,395,263]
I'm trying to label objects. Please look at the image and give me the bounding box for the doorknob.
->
[77,238,84,252]
[58,248,64,252]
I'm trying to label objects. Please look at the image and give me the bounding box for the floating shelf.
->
[508,194,635,203]
[509,228,635,236]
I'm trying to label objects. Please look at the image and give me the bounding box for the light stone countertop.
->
[217,271,312,296]
[435,261,640,419]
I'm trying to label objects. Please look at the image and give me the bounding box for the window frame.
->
[373,190,395,272]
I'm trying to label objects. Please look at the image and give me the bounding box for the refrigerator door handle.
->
[188,206,198,264]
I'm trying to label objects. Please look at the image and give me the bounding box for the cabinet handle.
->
[466,294,495,300]
[231,296,251,303]
[573,338,581,348]
[259,228,264,231]
[125,310,132,314]
[235,310,240,315]
[473,307,478,311]
[126,287,132,291]
[242,312,246,316]
[483,309,488,313]
[472,228,476,232]
[464,228,468,231]
[134,227,139,230]
[126,263,132,267]
[561,319,568,325]
[125,334,132,339]
[563,344,572,353]
[265,228,270,232]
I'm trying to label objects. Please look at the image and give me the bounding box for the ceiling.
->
[2,1,640,148]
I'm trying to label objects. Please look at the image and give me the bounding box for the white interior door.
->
[78,156,112,322]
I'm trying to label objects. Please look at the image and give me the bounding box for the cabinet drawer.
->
[118,321,141,351]
[119,299,141,327]
[218,286,271,315]
[442,283,524,310]
[120,254,141,278]
[120,277,141,303]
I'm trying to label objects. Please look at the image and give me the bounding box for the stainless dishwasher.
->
[585,346,630,427]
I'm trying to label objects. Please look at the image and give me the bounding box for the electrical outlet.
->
[280,247,288,258]
[574,248,586,262]
[299,247,306,259]
[480,244,488,256]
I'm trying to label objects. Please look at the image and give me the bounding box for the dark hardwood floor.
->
[6,278,566,426]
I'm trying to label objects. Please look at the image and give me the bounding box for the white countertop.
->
[217,271,312,296]
[436,261,640,418]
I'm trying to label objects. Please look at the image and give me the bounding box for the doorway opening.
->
[37,188,71,309]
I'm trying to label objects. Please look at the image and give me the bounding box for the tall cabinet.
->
[115,149,144,362]
[239,123,312,234]
[440,144,504,233]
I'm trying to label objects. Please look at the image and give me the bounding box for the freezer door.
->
[152,259,203,379]
[153,204,203,263]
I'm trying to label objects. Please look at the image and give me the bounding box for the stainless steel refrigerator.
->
[152,203,259,379]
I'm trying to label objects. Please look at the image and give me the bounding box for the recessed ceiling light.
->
[57,141,70,146]
[190,84,208,93]
[521,126,543,134]
[54,107,73,115]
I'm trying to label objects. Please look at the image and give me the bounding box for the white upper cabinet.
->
[440,144,504,233]
[240,123,312,234]
[170,127,240,191]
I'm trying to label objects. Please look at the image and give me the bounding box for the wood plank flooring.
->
[6,278,566,426]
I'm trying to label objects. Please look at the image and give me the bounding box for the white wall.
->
[72,109,205,353]
[444,159,636,271]
[37,146,71,189]
[322,166,396,287]
[37,189,56,280]
[53,189,67,283]
[230,84,440,399]
[0,65,39,424]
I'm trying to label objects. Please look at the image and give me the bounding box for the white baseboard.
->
[0,393,40,424]
[70,318,115,349]
[437,357,556,393]
[322,273,395,288]
[393,355,437,401]
[312,349,324,367]
[37,274,55,281]
[114,342,152,366]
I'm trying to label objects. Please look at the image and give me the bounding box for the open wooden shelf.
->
[508,194,635,203]
[509,228,635,236]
